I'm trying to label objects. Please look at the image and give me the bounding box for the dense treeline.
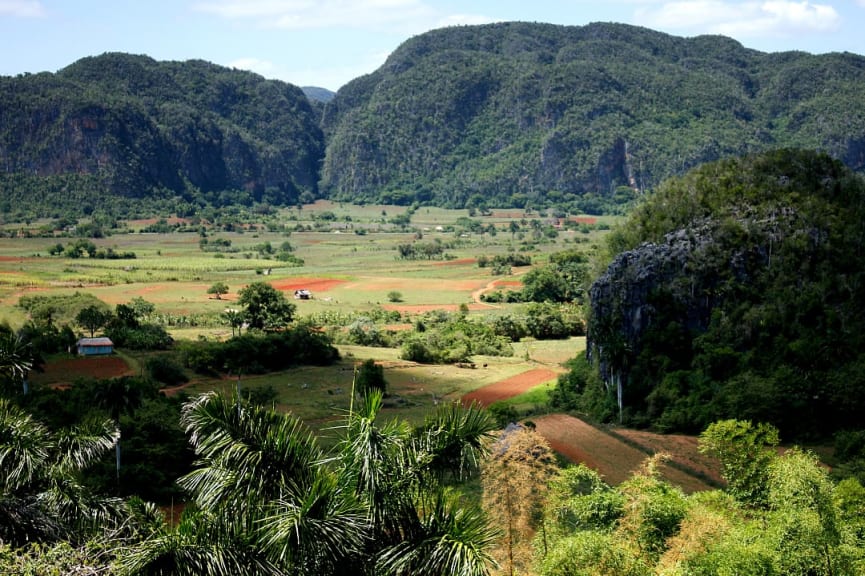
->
[559,149,865,440]
[0,53,323,220]
[6,23,865,218]
[321,22,865,211]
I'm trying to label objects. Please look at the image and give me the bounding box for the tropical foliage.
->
[321,22,865,211]
[565,149,865,439]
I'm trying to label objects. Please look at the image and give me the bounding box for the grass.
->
[1,204,604,427]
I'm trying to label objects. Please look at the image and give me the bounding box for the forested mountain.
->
[321,22,865,211]
[0,53,324,218]
[4,23,865,218]
[563,149,865,439]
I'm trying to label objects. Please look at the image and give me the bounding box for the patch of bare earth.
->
[532,414,714,493]
[461,368,559,406]
[458,367,717,492]
[610,428,723,486]
[33,356,133,386]
[269,278,348,292]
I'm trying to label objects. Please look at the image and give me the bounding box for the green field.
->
[1,202,607,423]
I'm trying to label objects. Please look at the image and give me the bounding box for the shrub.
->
[355,359,387,397]
[146,355,189,387]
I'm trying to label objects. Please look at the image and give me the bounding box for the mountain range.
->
[3,22,865,217]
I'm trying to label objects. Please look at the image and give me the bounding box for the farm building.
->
[76,337,114,356]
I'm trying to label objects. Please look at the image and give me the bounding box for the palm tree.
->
[337,391,499,575]
[118,391,499,576]
[118,392,367,575]
[0,398,125,545]
[0,332,32,396]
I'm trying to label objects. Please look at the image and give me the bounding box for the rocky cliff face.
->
[583,150,865,435]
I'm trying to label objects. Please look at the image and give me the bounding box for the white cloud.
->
[634,0,840,38]
[193,0,490,33]
[227,57,275,76]
[0,0,45,17]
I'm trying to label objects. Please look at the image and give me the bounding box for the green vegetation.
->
[321,22,865,212]
[564,150,865,440]
[5,23,865,220]
[535,422,865,575]
[0,53,323,221]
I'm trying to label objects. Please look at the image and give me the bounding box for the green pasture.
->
[1,204,603,423]
[174,342,543,429]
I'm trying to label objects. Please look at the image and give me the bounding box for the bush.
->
[146,355,189,387]
[106,323,173,350]
[355,359,387,396]
[180,326,340,375]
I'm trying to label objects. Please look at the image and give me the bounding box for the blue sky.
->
[2,0,865,90]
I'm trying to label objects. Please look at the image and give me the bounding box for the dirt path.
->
[470,270,528,306]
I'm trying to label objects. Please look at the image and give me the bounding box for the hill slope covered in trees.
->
[321,22,865,212]
[4,23,865,218]
[0,53,324,219]
[560,149,865,440]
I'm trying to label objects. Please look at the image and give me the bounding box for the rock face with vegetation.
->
[0,53,324,217]
[321,21,865,211]
[583,149,865,438]
[5,24,865,217]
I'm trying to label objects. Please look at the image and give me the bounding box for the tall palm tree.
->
[118,391,499,576]
[117,392,367,575]
[337,391,499,575]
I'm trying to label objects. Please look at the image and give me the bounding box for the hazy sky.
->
[2,0,864,90]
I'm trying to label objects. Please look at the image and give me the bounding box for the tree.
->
[0,399,124,546]
[0,332,32,396]
[118,392,367,575]
[222,308,245,337]
[698,419,780,508]
[75,305,111,338]
[355,359,387,397]
[482,424,558,575]
[207,282,229,300]
[236,282,296,331]
[387,290,403,303]
[338,392,498,575]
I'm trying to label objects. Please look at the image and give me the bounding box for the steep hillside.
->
[576,149,865,439]
[0,53,324,218]
[321,22,865,211]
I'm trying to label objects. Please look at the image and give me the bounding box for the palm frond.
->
[179,392,324,514]
[54,417,119,474]
[377,489,499,576]
[414,401,496,481]
[257,473,369,574]
[116,510,283,576]
[0,398,52,491]
[0,333,33,384]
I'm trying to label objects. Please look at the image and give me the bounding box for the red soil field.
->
[461,368,559,406]
[533,414,714,492]
[32,356,133,385]
[459,368,717,492]
[567,216,598,225]
[269,278,348,292]
[610,428,723,485]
